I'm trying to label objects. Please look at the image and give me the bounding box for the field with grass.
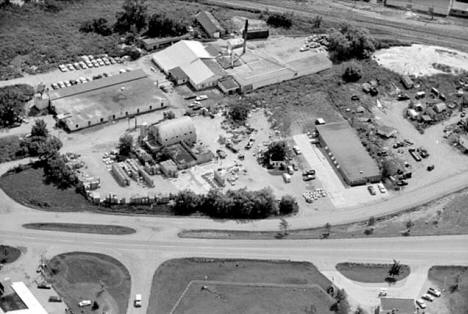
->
[0,245,22,264]
[147,258,335,314]
[45,252,131,314]
[0,135,27,163]
[23,223,136,235]
[180,187,468,239]
[336,262,410,283]
[428,266,468,314]
[0,165,96,211]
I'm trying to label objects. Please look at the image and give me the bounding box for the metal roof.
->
[196,11,225,36]
[317,121,381,184]
[181,59,224,86]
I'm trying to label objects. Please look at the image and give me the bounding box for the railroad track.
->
[201,0,468,50]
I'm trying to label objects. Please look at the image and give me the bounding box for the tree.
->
[263,141,288,164]
[43,153,78,189]
[114,0,148,34]
[311,15,322,28]
[342,62,362,82]
[121,46,141,60]
[277,218,289,238]
[367,216,375,226]
[146,13,187,38]
[172,189,202,215]
[388,259,402,278]
[229,104,249,123]
[266,13,292,28]
[0,84,34,127]
[354,306,367,314]
[31,119,48,138]
[329,24,376,61]
[279,195,298,215]
[80,18,112,36]
[118,134,134,157]
[333,289,350,314]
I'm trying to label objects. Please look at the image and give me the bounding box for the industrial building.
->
[451,0,468,17]
[231,16,269,39]
[196,11,226,38]
[385,0,451,16]
[50,70,168,131]
[151,116,197,146]
[316,121,382,186]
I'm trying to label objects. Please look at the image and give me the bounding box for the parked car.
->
[195,95,208,101]
[78,300,92,307]
[134,294,142,307]
[293,145,301,155]
[367,185,376,195]
[58,64,68,72]
[66,64,74,71]
[428,287,441,297]
[51,83,59,89]
[226,143,239,153]
[37,282,51,289]
[421,294,434,302]
[49,296,62,302]
[377,183,386,194]
[416,299,426,309]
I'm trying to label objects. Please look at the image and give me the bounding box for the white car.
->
[78,300,92,307]
[428,287,441,297]
[416,299,426,309]
[293,146,301,155]
[134,294,142,307]
[66,64,74,71]
[421,294,434,302]
[377,183,386,193]
[58,64,68,72]
[57,81,65,88]
[195,95,208,101]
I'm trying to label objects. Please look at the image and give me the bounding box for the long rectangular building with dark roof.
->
[316,121,381,186]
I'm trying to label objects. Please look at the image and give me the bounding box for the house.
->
[196,11,225,38]
[168,67,189,85]
[378,298,416,314]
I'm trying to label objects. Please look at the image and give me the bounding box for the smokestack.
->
[243,19,249,54]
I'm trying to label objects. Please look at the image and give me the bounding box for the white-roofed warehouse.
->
[152,40,213,74]
[152,116,196,146]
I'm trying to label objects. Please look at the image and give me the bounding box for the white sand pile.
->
[373,44,468,77]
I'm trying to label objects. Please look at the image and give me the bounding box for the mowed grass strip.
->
[0,165,96,212]
[0,245,22,264]
[148,258,335,314]
[23,223,136,235]
[46,252,131,314]
[172,281,334,314]
[336,262,410,283]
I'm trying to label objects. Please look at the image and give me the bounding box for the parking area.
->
[294,134,388,208]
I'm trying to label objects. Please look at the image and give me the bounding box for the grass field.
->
[172,281,333,314]
[46,252,131,314]
[23,223,136,235]
[180,187,468,239]
[0,245,21,264]
[336,262,410,283]
[147,258,335,314]
[0,165,96,211]
[0,136,26,163]
[428,266,468,314]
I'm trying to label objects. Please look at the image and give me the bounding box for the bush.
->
[229,104,249,123]
[266,13,292,28]
[279,195,298,215]
[342,62,362,82]
[80,18,112,36]
[146,13,187,38]
[329,24,376,61]
[120,46,141,60]
[0,84,34,127]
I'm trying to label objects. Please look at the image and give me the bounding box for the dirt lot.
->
[426,266,468,314]
[171,281,333,314]
[147,258,335,314]
[23,223,136,235]
[45,252,131,314]
[336,262,410,283]
[0,245,22,264]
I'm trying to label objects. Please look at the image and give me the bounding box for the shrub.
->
[279,195,298,215]
[342,62,362,82]
[229,104,249,123]
[80,18,112,36]
[120,46,141,60]
[266,13,292,28]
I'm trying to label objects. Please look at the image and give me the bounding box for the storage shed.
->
[196,11,225,38]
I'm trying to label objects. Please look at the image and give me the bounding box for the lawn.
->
[147,258,335,314]
[45,252,131,314]
[0,245,22,264]
[23,223,136,235]
[171,281,333,314]
[180,186,468,239]
[0,135,27,163]
[336,262,410,283]
[0,165,97,211]
[428,266,468,314]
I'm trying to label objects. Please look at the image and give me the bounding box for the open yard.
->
[0,165,97,212]
[45,252,131,314]
[171,281,333,314]
[336,262,410,284]
[147,258,335,314]
[427,266,468,314]
[0,245,22,264]
[23,223,136,235]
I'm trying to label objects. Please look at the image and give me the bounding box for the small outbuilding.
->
[168,67,189,85]
[376,125,397,139]
[160,159,178,177]
[401,75,414,89]
[196,11,225,38]
[434,102,447,113]
[218,77,239,94]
